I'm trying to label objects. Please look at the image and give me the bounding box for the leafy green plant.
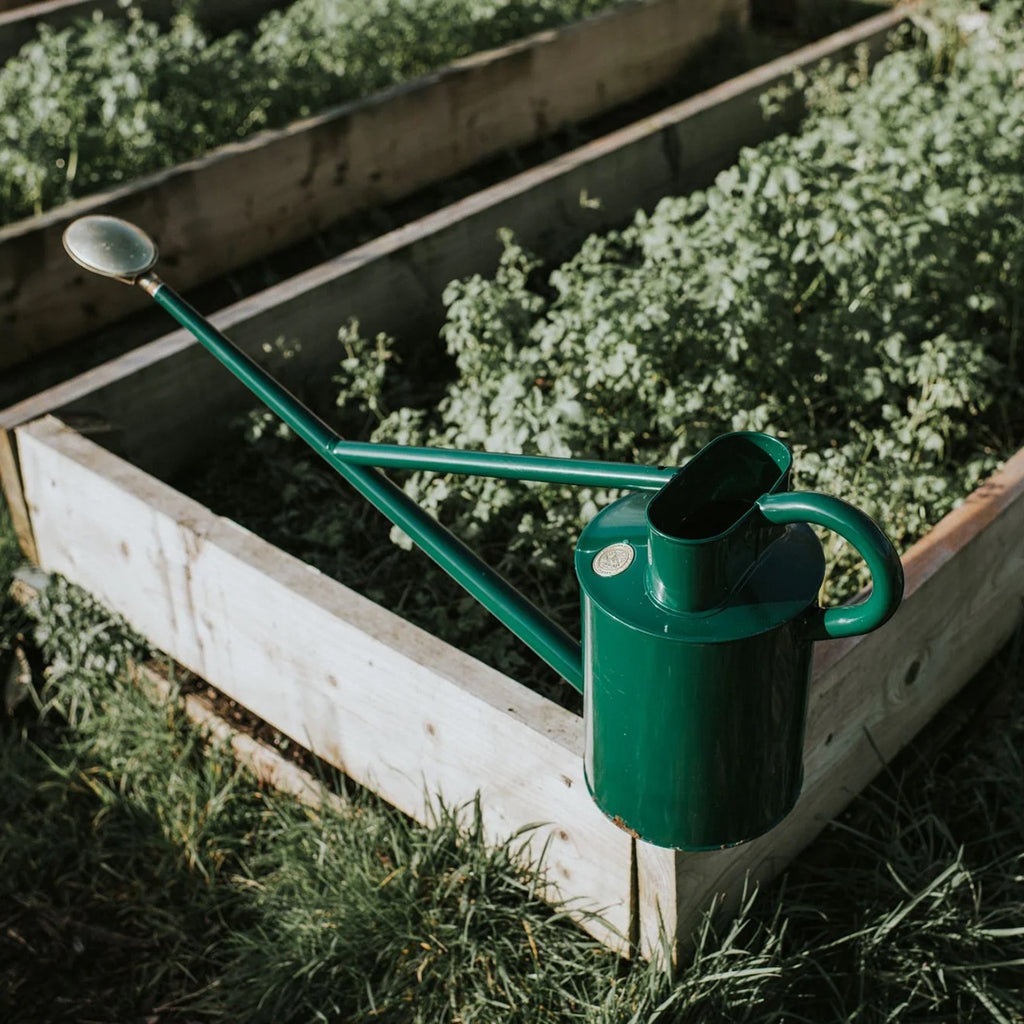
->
[0,0,625,223]
[0,6,257,220]
[362,1,1024,602]
[192,0,1024,702]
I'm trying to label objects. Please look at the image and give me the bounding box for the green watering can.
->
[63,215,905,851]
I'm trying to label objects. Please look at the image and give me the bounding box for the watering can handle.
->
[756,492,904,640]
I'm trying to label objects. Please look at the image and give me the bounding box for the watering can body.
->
[575,432,902,850]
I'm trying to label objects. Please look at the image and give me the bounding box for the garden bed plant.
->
[185,0,1024,706]
[0,0,629,224]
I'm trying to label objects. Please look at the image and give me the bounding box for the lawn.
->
[1,491,1022,1022]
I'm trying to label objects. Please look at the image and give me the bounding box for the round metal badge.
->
[592,542,635,578]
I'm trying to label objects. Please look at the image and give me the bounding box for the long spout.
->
[61,216,659,693]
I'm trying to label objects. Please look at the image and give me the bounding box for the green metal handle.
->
[756,492,904,640]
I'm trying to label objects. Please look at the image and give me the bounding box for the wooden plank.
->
[0,427,37,562]
[0,0,289,64]
[8,560,349,810]
[0,0,45,14]
[0,4,907,487]
[636,446,1024,963]
[15,415,635,952]
[0,0,749,369]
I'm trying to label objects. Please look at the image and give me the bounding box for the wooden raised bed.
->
[6,6,1001,965]
[0,0,750,373]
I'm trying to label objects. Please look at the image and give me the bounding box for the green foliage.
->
[198,0,1024,699]
[0,497,29,692]
[0,0,624,223]
[337,0,1024,599]
[0,497,21,589]
[0,6,256,220]
[31,576,152,720]
[0,577,261,1020]
[210,801,613,1023]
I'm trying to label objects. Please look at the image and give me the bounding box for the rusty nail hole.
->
[557,830,570,842]
[612,816,641,840]
[424,722,436,737]
[904,660,921,687]
[560,774,573,788]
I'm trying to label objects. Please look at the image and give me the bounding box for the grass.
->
[1,491,1023,1022]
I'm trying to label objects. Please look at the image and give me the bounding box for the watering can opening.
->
[644,433,793,613]
[648,433,790,542]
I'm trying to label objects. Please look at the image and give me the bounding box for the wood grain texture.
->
[0,428,37,562]
[0,0,748,368]
[16,415,634,952]
[0,5,906,483]
[637,447,1024,962]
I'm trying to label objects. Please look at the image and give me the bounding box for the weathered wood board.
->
[0,0,749,369]
[0,428,36,563]
[14,415,634,952]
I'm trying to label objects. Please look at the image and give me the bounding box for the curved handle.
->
[757,492,905,640]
